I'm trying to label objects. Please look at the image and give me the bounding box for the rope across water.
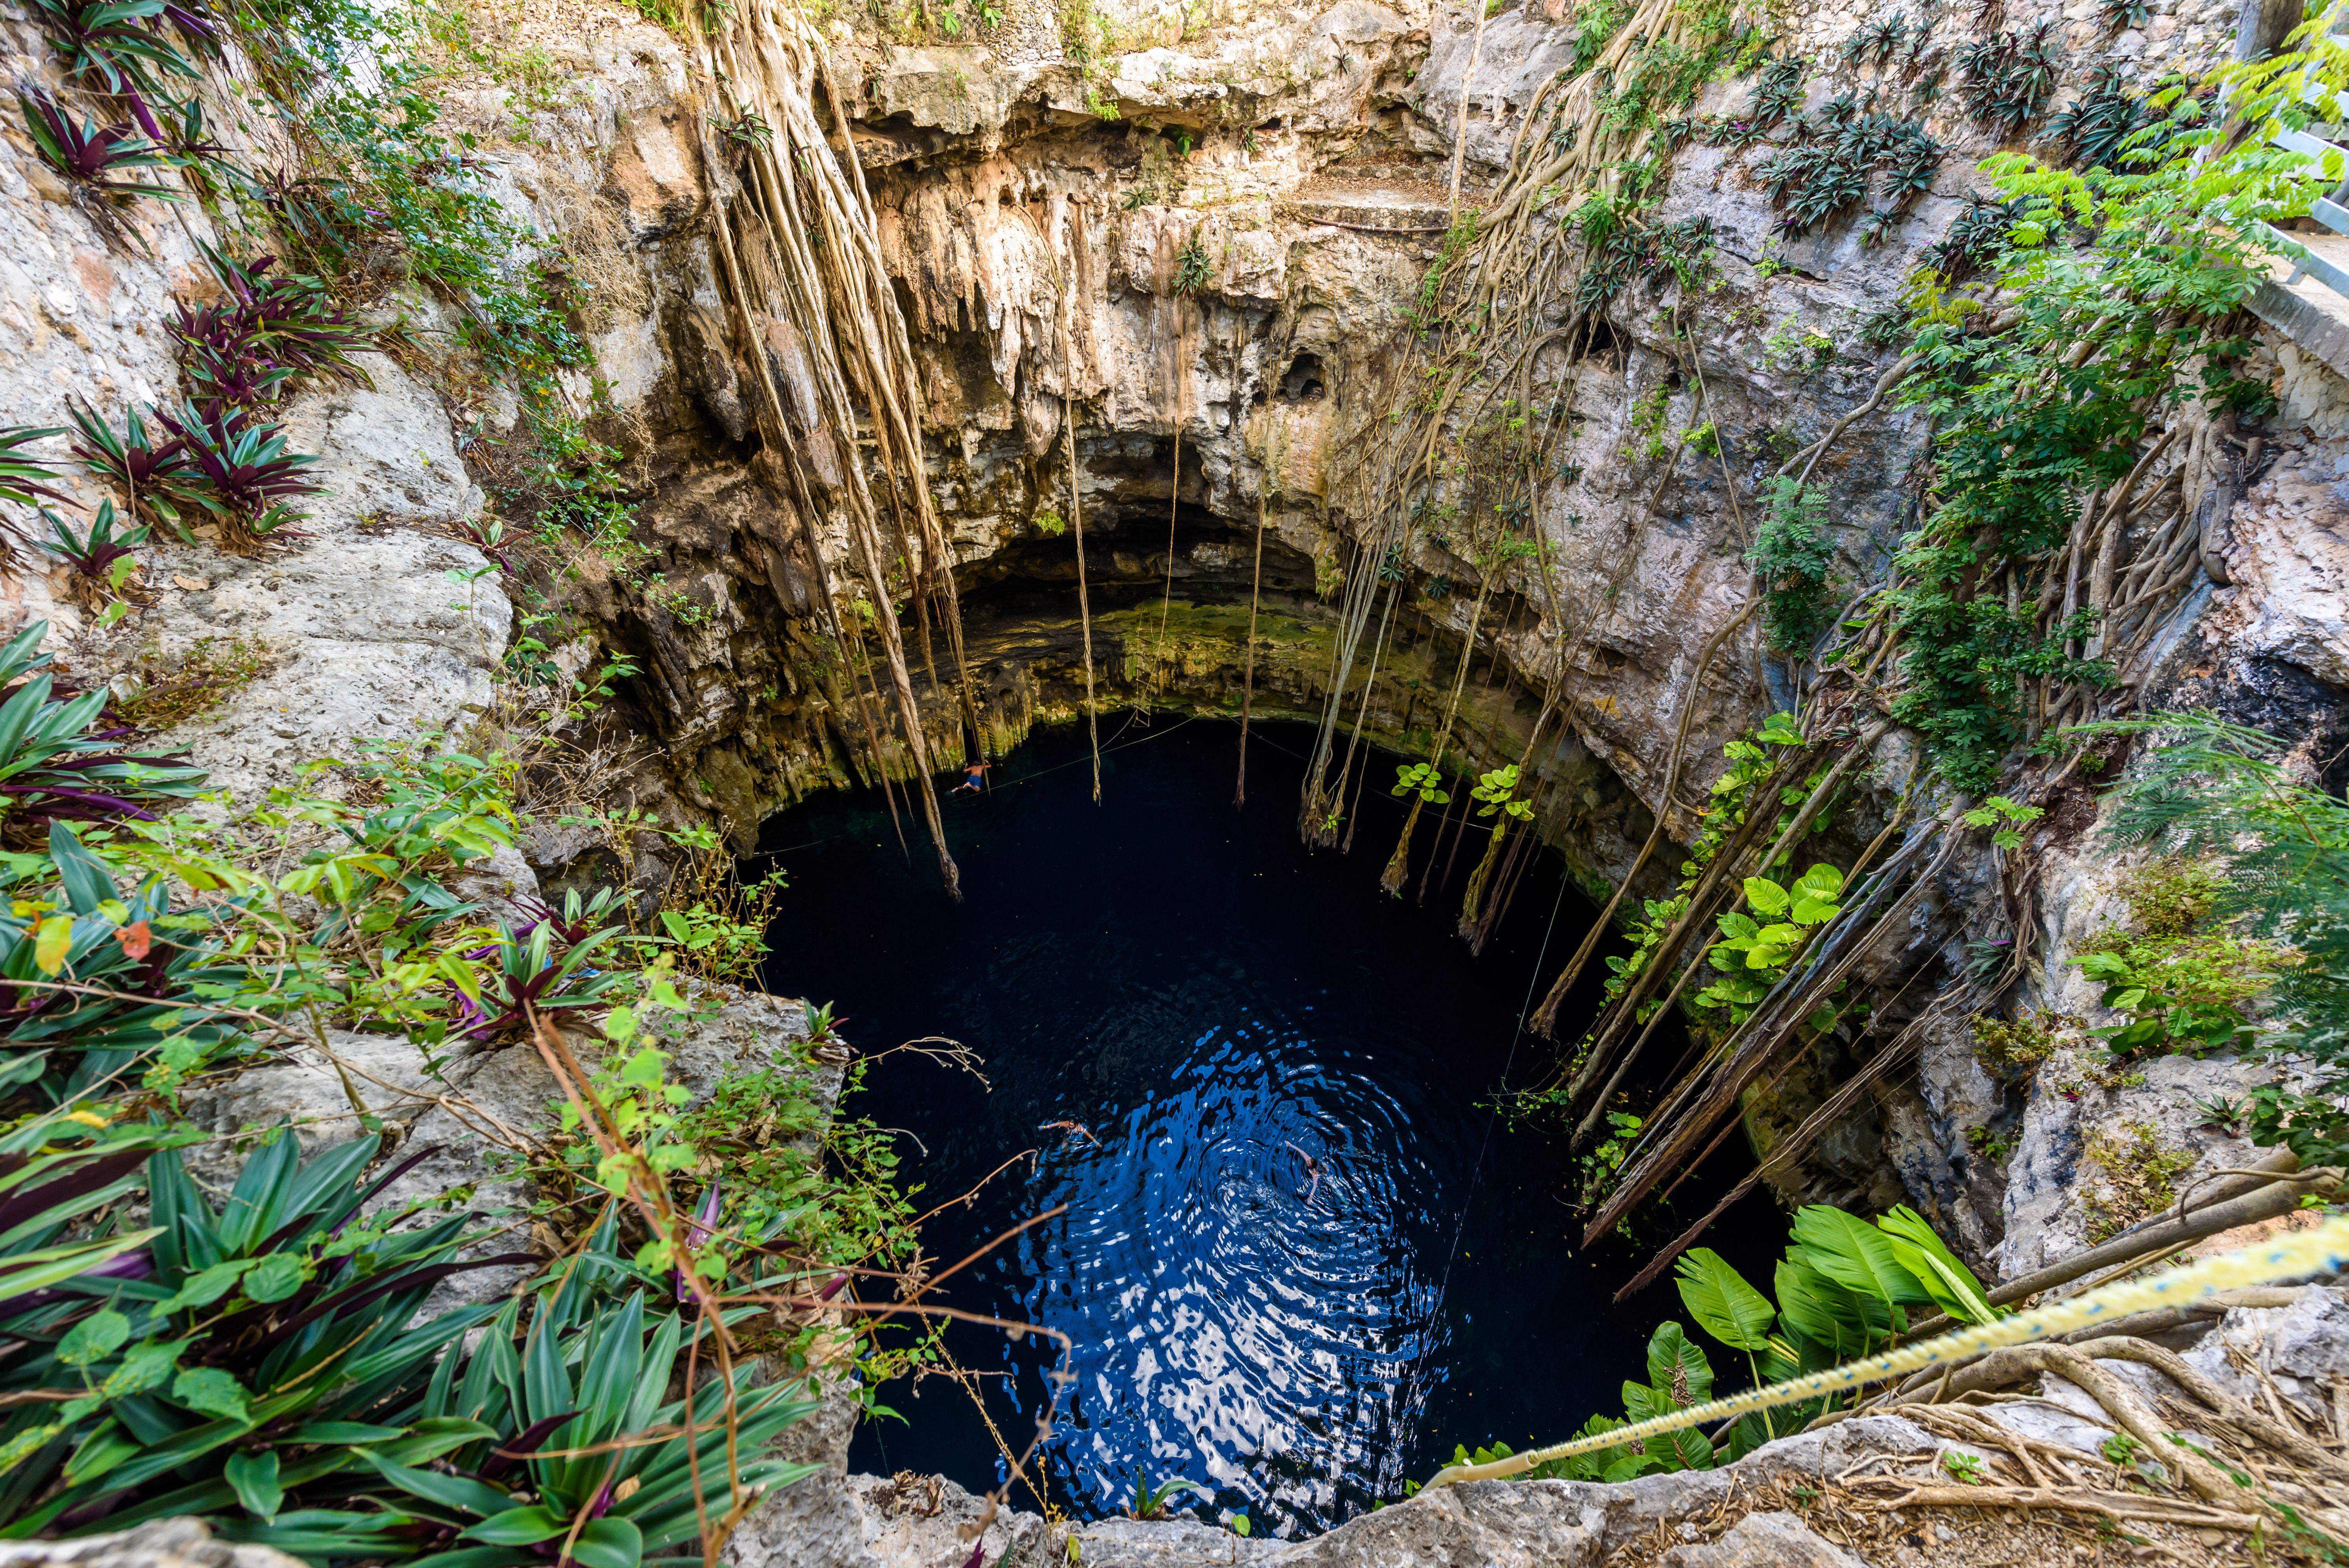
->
[1422,1214,2349,1488]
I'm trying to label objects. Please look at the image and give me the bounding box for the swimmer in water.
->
[1285,1141,1324,1204]
[953,760,991,794]
[1039,1119,1100,1148]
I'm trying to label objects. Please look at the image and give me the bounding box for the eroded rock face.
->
[11,3,2349,1554]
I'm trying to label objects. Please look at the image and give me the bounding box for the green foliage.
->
[0,1132,526,1538]
[2079,715,2349,1162]
[1748,478,1832,654]
[1694,863,1841,1021]
[1962,794,2045,850]
[1671,1207,1996,1457]
[1469,763,1534,821]
[2065,844,2288,1061]
[1754,107,1941,241]
[1953,24,2062,135]
[1128,1468,1213,1520]
[1567,0,1631,75]
[1032,506,1067,538]
[1391,761,1450,805]
[0,1127,829,1558]
[1886,41,2334,790]
[1172,233,1214,296]
[0,619,207,841]
[1476,1321,1721,1484]
[2079,1119,2197,1240]
[1970,1009,2069,1079]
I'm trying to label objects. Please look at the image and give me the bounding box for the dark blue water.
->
[753,719,1780,1538]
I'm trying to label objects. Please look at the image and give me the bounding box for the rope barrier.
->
[1421,1213,2349,1488]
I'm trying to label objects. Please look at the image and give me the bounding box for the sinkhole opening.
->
[752,719,1779,1537]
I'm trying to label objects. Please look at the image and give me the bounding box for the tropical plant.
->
[66,398,205,536]
[0,427,73,520]
[1469,764,1534,821]
[24,0,211,142]
[16,90,184,203]
[0,820,248,1104]
[1391,761,1450,805]
[362,1227,821,1567]
[153,402,323,541]
[0,1101,183,1313]
[0,1132,531,1541]
[1953,23,2061,135]
[712,106,773,150]
[2045,66,2162,171]
[1694,863,1843,1021]
[1172,232,1213,296]
[170,251,373,408]
[1748,478,1833,653]
[1670,1206,1998,1458]
[47,501,147,611]
[1127,1466,1213,1520]
[454,912,634,1041]
[0,620,207,838]
[2075,716,2349,1161]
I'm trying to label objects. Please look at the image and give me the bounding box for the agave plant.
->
[66,397,206,537]
[16,89,183,203]
[153,402,323,542]
[0,1133,533,1543]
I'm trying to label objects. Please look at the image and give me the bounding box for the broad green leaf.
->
[1790,1206,1932,1313]
[1743,877,1789,917]
[172,1366,251,1421]
[572,1517,643,1568]
[1645,1321,1714,1406]
[154,1258,260,1315]
[241,1251,308,1303]
[226,1450,285,1521]
[1662,1425,1715,1472]
[100,1340,181,1399]
[1674,1249,1777,1352]
[462,1506,571,1545]
[59,1309,131,1367]
[1791,863,1843,901]
[1877,1206,1998,1326]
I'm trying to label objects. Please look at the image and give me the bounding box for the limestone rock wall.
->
[6,0,2346,1324]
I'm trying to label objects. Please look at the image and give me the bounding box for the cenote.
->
[753,719,1784,1537]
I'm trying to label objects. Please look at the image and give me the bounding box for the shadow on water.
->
[752,717,1784,1538]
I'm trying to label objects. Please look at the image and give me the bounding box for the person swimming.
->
[1285,1141,1324,1204]
[953,759,991,794]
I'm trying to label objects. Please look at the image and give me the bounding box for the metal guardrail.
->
[2263,84,2349,298]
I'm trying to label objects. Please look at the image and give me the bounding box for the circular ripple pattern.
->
[755,720,1781,1537]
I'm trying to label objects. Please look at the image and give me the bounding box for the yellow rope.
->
[1423,1214,2349,1488]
